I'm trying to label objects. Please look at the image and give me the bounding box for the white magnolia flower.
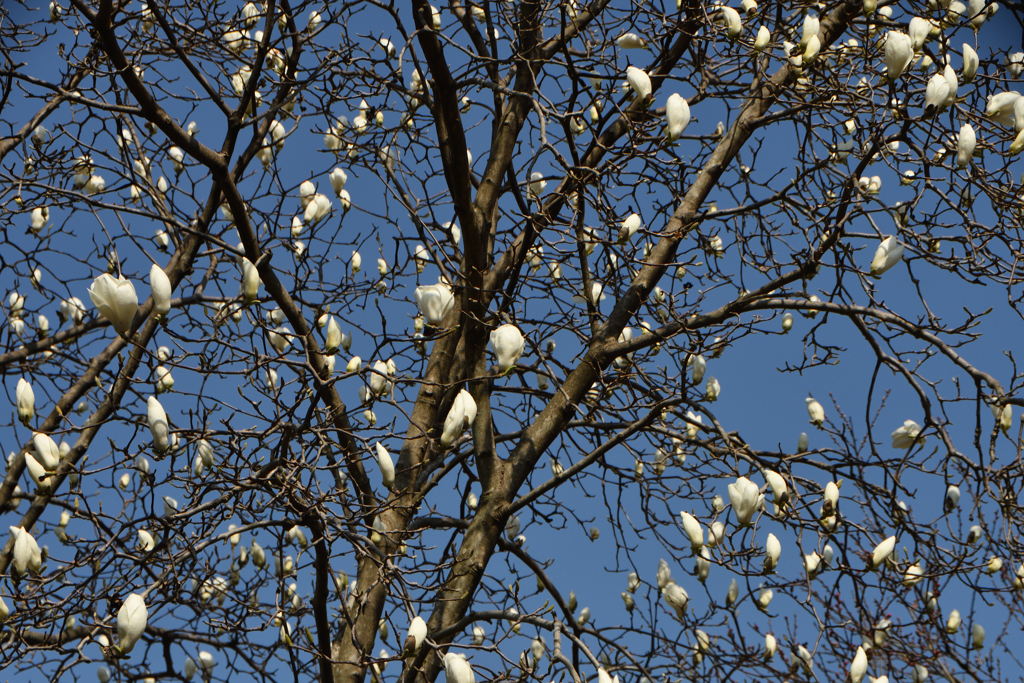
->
[754,25,770,51]
[304,193,332,226]
[239,258,260,305]
[657,558,673,589]
[528,172,547,198]
[117,593,148,654]
[30,206,49,234]
[413,244,430,274]
[705,375,720,401]
[223,28,247,53]
[16,378,34,425]
[325,316,343,354]
[625,66,652,103]
[155,366,174,393]
[9,525,42,575]
[489,324,525,373]
[944,484,961,513]
[804,552,822,579]
[850,646,868,683]
[375,442,395,487]
[662,582,688,619]
[680,511,703,552]
[908,16,930,51]
[618,213,642,244]
[368,360,391,395]
[924,73,951,113]
[942,65,959,109]
[962,43,979,82]
[664,93,691,141]
[441,388,477,447]
[800,13,819,49]
[765,470,789,513]
[25,453,54,492]
[573,281,606,306]
[986,91,1021,127]
[891,420,925,448]
[728,476,762,526]
[404,616,427,654]
[763,633,777,660]
[946,608,961,633]
[150,264,172,316]
[414,281,455,326]
[972,623,985,649]
[691,354,707,385]
[147,396,170,451]
[884,31,913,81]
[268,119,287,149]
[442,653,475,683]
[763,533,781,572]
[616,32,647,49]
[378,36,397,59]
[967,0,989,28]
[267,326,291,354]
[870,236,904,277]
[504,515,521,540]
[1007,52,1024,79]
[88,273,138,335]
[324,122,345,152]
[804,397,824,426]
[59,296,86,325]
[716,6,742,38]
[379,145,399,173]
[991,401,1013,434]
[708,520,726,548]
[32,433,59,472]
[329,168,348,197]
[726,578,739,607]
[956,124,976,168]
[868,535,896,571]
[684,410,703,440]
[803,34,821,63]
[137,529,156,552]
[198,650,216,672]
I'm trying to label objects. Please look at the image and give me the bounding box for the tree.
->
[2,0,1024,681]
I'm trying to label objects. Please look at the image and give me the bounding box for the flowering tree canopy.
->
[3,0,1024,682]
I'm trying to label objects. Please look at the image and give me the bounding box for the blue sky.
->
[3,0,1024,681]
